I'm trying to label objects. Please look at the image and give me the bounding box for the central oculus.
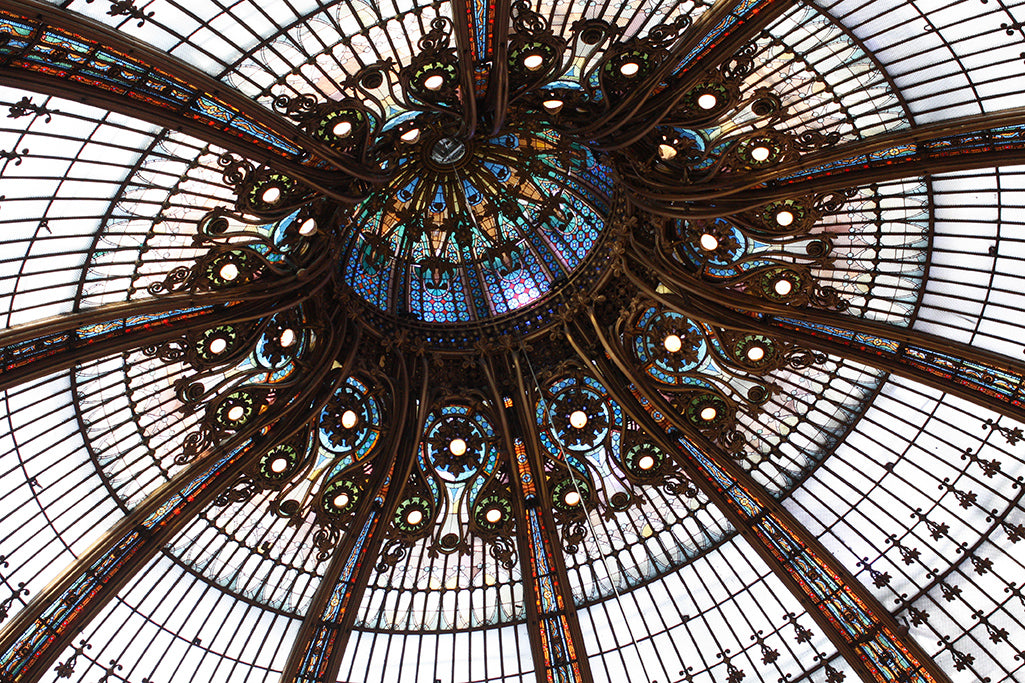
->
[430,137,467,165]
[342,125,614,324]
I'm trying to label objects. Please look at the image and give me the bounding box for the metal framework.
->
[2,0,1025,681]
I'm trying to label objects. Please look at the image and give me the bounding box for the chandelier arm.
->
[618,107,1025,212]
[451,0,480,140]
[479,354,596,683]
[0,0,387,186]
[626,249,1025,422]
[1,300,253,392]
[573,0,795,142]
[0,240,338,391]
[0,311,350,683]
[485,0,513,135]
[278,353,426,683]
[0,280,329,395]
[566,313,954,683]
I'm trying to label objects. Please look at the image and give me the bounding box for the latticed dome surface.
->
[2,1,1025,683]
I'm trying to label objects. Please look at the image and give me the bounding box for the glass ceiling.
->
[2,1,1025,683]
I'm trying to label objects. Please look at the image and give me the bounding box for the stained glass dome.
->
[345,124,613,322]
[3,1,1025,683]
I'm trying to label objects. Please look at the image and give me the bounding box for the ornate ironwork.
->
[5,2,1025,682]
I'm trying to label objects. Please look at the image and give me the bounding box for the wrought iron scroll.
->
[0,0,379,192]
[566,317,954,683]
[483,357,594,683]
[0,303,238,391]
[623,256,1025,422]
[0,435,266,682]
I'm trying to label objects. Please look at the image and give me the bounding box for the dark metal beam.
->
[625,248,1025,421]
[565,313,954,683]
[2,299,258,392]
[577,0,798,144]
[278,357,429,683]
[0,257,331,392]
[482,356,595,683]
[0,0,386,195]
[625,108,1025,215]
[451,0,480,139]
[485,0,512,135]
[0,318,351,683]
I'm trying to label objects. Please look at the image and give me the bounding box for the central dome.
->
[342,123,614,323]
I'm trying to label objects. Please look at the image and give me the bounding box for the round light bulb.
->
[775,210,795,227]
[523,53,544,70]
[270,457,288,473]
[620,61,640,76]
[564,490,581,506]
[209,337,227,354]
[638,454,656,470]
[485,508,503,524]
[697,93,718,110]
[406,509,424,525]
[227,405,245,422]
[747,346,765,362]
[261,186,281,204]
[219,263,239,281]
[279,328,296,348]
[424,74,445,91]
[751,145,771,162]
[400,128,420,143]
[341,409,358,429]
[657,143,677,161]
[332,492,349,508]
[543,99,564,113]
[699,233,719,251]
[699,406,717,422]
[332,120,352,138]
[664,334,682,353]
[449,438,467,456]
[773,279,793,296]
[298,218,317,235]
[569,410,588,429]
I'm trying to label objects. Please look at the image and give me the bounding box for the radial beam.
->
[482,357,595,683]
[0,0,384,191]
[578,0,797,143]
[450,0,480,138]
[0,299,259,392]
[0,257,331,392]
[567,314,953,683]
[484,0,512,135]
[629,108,1025,214]
[278,358,426,683]
[0,318,350,683]
[625,252,1025,421]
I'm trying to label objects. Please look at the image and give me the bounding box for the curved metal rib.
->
[625,248,1025,422]
[0,318,349,683]
[0,0,387,195]
[565,313,953,683]
[278,356,429,683]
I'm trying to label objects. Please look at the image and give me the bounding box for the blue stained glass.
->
[493,133,519,149]
[462,179,483,205]
[429,184,446,213]
[397,177,418,202]
[342,125,611,322]
[348,239,391,310]
[484,161,512,181]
